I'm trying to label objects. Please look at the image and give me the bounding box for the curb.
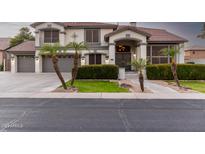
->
[0,92,205,99]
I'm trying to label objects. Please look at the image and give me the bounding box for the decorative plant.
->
[161,46,181,88]
[65,42,88,87]
[40,43,67,90]
[131,58,146,92]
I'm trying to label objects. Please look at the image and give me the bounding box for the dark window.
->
[89,54,101,64]
[44,30,59,43]
[116,45,131,52]
[193,51,195,54]
[85,29,99,43]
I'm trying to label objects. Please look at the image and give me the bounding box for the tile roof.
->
[104,26,151,41]
[31,22,118,29]
[7,41,35,52]
[0,38,11,50]
[185,45,205,51]
[137,27,188,43]
[105,26,188,43]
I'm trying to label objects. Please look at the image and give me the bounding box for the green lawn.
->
[66,80,129,93]
[179,81,205,93]
[167,80,205,93]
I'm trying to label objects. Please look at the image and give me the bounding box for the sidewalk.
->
[0,92,205,99]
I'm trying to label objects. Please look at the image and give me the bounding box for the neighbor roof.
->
[185,45,205,51]
[0,38,11,50]
[31,22,118,29]
[7,41,35,52]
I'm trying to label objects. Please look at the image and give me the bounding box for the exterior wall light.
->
[11,55,15,62]
[35,56,39,61]
[81,56,86,65]
[105,55,109,64]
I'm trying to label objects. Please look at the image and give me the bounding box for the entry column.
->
[108,43,115,64]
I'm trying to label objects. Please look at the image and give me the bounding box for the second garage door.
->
[42,56,75,72]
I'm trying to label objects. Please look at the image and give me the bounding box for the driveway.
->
[0,72,71,93]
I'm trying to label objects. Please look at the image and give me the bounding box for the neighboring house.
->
[7,22,188,73]
[185,45,205,64]
[0,38,11,71]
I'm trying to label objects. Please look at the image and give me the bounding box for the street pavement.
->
[0,98,205,132]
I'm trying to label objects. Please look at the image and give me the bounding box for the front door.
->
[115,45,131,71]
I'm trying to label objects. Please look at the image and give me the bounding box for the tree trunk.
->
[171,62,181,87]
[139,71,144,92]
[70,51,79,87]
[52,56,67,90]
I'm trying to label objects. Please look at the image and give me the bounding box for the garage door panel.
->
[17,55,35,72]
[42,56,77,72]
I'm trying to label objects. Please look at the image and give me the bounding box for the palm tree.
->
[65,42,88,87]
[131,58,146,92]
[40,43,67,90]
[161,46,181,87]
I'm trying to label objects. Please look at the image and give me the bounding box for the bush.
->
[76,64,119,79]
[146,64,205,80]
[0,64,3,71]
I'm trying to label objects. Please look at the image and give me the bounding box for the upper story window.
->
[85,29,100,43]
[44,29,59,43]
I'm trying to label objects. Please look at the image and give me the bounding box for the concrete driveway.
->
[0,72,71,93]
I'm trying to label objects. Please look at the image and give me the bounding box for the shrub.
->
[146,64,205,80]
[76,64,119,79]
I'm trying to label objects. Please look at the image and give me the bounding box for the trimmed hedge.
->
[146,64,205,80]
[76,64,119,79]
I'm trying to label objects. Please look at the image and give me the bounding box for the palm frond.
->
[40,43,61,55]
[131,58,146,72]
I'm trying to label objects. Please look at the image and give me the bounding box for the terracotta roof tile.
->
[31,22,117,29]
[7,41,35,52]
[0,38,11,50]
[137,27,188,43]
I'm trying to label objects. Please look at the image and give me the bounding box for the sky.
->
[0,22,204,47]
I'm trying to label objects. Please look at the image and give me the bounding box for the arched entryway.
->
[115,39,139,71]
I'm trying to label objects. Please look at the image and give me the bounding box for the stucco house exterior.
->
[7,22,188,73]
[185,45,205,64]
[0,38,11,71]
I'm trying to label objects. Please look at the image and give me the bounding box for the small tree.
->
[40,43,67,90]
[161,46,181,87]
[131,58,146,92]
[65,42,88,87]
[10,27,34,46]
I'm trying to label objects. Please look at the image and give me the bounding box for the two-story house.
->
[7,22,188,73]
